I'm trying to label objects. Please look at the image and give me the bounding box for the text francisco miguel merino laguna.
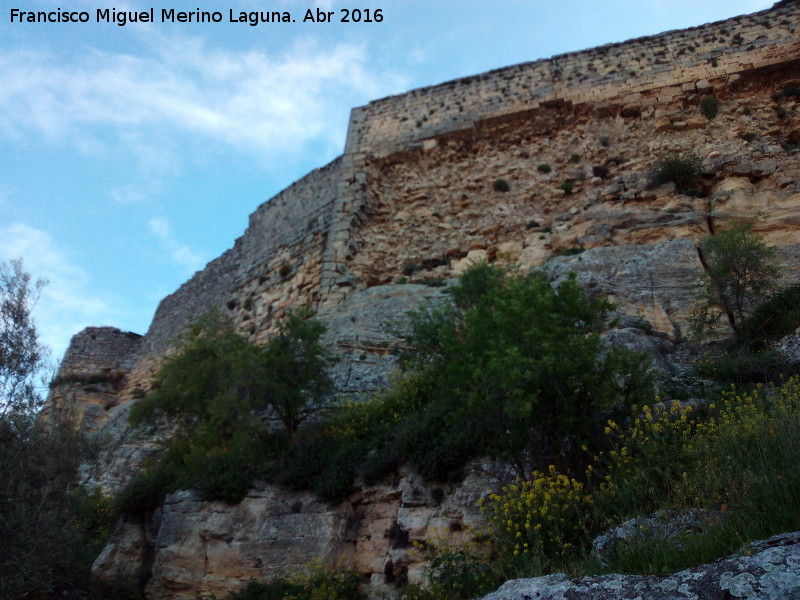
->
[6,7,364,26]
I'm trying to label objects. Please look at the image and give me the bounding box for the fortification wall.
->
[344,1,800,158]
[55,0,800,375]
[313,1,800,303]
[143,158,342,355]
[59,327,144,377]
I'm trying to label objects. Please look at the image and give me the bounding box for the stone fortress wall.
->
[142,157,342,356]
[53,0,800,401]
[58,327,144,378]
[318,0,800,302]
[344,0,800,157]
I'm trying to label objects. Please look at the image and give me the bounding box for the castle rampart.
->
[58,326,144,378]
[56,0,800,369]
[142,158,342,355]
[344,1,799,157]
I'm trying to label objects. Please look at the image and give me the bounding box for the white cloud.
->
[148,218,171,239]
[0,33,407,159]
[0,224,123,361]
[148,217,204,273]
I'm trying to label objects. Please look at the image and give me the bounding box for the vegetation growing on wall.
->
[649,152,703,196]
[395,376,800,600]
[690,220,781,342]
[115,257,800,599]
[217,567,365,600]
[120,264,653,515]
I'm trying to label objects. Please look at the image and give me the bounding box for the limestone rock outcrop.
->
[93,462,509,600]
[481,531,800,600]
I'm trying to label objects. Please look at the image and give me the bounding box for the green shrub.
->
[480,467,596,563]
[601,378,800,562]
[602,519,744,576]
[649,152,703,196]
[124,309,335,513]
[401,551,503,600]
[223,568,365,600]
[0,414,121,599]
[559,180,574,195]
[420,377,800,585]
[693,348,796,386]
[743,283,800,346]
[774,86,800,101]
[405,264,653,476]
[278,430,356,500]
[402,262,418,277]
[191,451,258,504]
[570,153,581,163]
[115,461,179,520]
[701,96,719,119]
[739,131,757,142]
[493,179,510,192]
[537,163,552,174]
[600,402,702,518]
[689,221,780,342]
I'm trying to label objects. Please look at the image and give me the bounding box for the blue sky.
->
[0,0,773,361]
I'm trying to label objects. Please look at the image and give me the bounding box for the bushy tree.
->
[258,306,334,438]
[130,308,334,443]
[129,312,264,446]
[407,264,653,477]
[0,258,50,417]
[0,259,114,599]
[0,415,113,599]
[690,221,781,341]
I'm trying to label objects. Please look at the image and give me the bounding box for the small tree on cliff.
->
[257,306,335,439]
[130,307,334,443]
[690,221,781,341]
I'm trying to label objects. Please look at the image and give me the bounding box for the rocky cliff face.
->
[42,2,800,598]
[93,461,509,599]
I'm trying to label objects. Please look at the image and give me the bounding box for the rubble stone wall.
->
[51,0,800,402]
[344,1,800,157]
[142,158,342,355]
[58,326,144,377]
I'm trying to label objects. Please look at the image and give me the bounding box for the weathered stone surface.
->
[547,240,705,339]
[318,284,449,394]
[93,462,507,600]
[42,327,144,431]
[776,330,800,364]
[481,531,800,600]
